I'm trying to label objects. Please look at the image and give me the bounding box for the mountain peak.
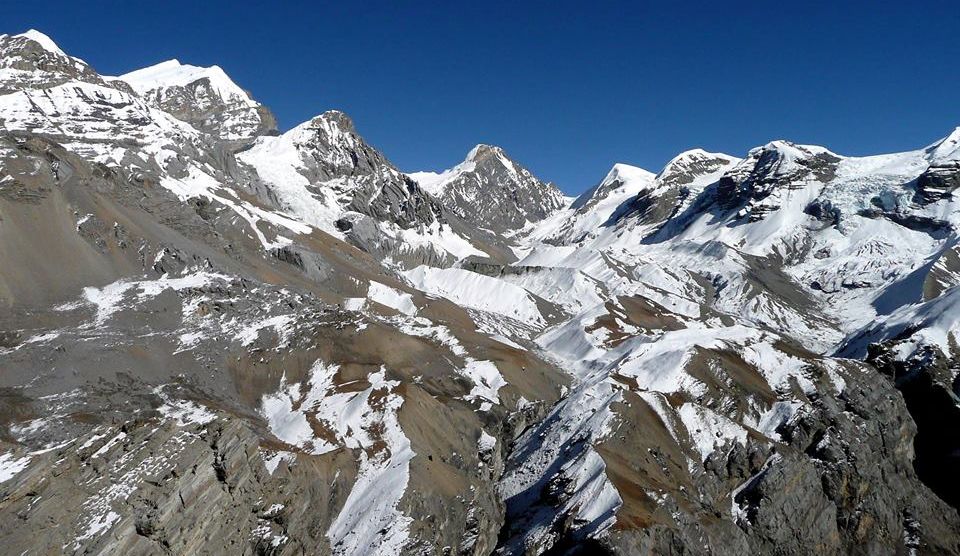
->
[407,143,564,232]
[314,110,356,134]
[655,149,739,189]
[754,139,835,159]
[602,163,656,186]
[926,126,960,164]
[0,29,105,93]
[569,163,654,212]
[14,29,66,56]
[466,143,505,162]
[120,59,248,102]
[118,58,276,141]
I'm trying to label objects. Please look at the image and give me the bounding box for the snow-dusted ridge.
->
[119,59,258,108]
[408,143,567,234]
[14,29,68,56]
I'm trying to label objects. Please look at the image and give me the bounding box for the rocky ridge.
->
[409,144,566,235]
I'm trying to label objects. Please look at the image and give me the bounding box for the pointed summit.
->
[0,30,107,93]
[119,58,277,142]
[466,144,505,162]
[409,144,565,233]
[570,163,654,212]
[120,59,253,106]
[312,110,356,134]
[654,149,739,190]
[14,29,67,56]
[926,126,960,164]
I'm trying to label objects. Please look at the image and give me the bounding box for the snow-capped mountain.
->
[119,59,278,143]
[237,110,509,268]
[0,30,111,94]
[409,144,566,234]
[2,29,960,556]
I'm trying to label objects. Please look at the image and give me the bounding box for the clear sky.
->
[5,1,960,194]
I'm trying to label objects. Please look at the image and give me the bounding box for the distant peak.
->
[466,144,505,162]
[316,110,356,133]
[657,148,738,175]
[119,59,257,106]
[149,59,183,69]
[121,59,209,84]
[762,139,794,150]
[748,139,836,163]
[603,163,655,185]
[14,29,67,56]
[662,148,737,166]
[925,126,960,163]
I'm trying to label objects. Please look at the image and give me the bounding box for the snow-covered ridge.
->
[119,59,257,107]
[408,144,517,196]
[407,143,567,234]
[926,126,960,164]
[655,148,740,186]
[599,162,656,190]
[115,57,276,141]
[839,285,960,360]
[520,162,655,246]
[14,29,67,57]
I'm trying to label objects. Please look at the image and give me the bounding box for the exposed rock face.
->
[715,141,841,218]
[0,30,118,94]
[625,149,740,230]
[916,163,960,204]
[2,28,960,556]
[409,144,566,234]
[236,110,511,268]
[292,111,443,228]
[120,59,278,144]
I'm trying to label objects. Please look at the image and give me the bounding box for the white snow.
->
[320,365,416,556]
[236,123,346,234]
[120,59,257,108]
[82,280,135,326]
[91,431,127,459]
[404,266,544,326]
[260,379,325,453]
[367,281,417,316]
[463,360,507,404]
[677,403,748,463]
[80,271,230,327]
[15,29,67,56]
[234,314,296,347]
[75,510,121,545]
[478,430,497,453]
[840,285,960,361]
[0,452,31,483]
[157,399,217,426]
[262,450,295,475]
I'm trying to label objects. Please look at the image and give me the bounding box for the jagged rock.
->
[409,144,566,234]
[916,163,960,205]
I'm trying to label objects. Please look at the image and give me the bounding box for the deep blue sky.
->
[6,1,960,194]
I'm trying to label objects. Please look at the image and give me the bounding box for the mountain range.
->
[1,30,959,555]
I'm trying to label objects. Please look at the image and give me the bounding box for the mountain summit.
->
[409,144,566,234]
[119,59,278,143]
